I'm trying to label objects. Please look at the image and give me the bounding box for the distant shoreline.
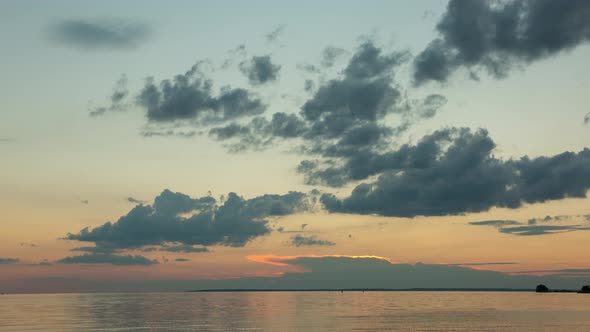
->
[187,288,534,293]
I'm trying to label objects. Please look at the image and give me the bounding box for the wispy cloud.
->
[50,19,151,50]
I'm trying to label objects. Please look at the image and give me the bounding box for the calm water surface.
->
[1,292,590,331]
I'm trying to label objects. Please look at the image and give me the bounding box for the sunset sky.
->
[2,0,590,293]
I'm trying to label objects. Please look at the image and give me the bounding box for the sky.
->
[1,0,590,293]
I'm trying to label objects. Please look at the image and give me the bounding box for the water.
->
[1,292,590,331]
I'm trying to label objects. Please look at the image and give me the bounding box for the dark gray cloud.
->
[159,245,209,253]
[140,130,197,138]
[304,79,315,92]
[57,254,158,266]
[152,189,215,216]
[174,258,190,262]
[209,41,440,157]
[71,243,119,254]
[513,268,590,275]
[414,0,590,85]
[221,44,247,70]
[300,43,408,142]
[297,63,320,74]
[240,55,281,85]
[469,215,590,235]
[447,262,519,266]
[127,197,146,204]
[321,128,590,217]
[265,24,286,44]
[527,215,570,225]
[469,220,521,227]
[90,74,129,117]
[186,256,588,291]
[66,189,310,249]
[209,123,251,141]
[208,112,308,152]
[0,258,19,264]
[499,224,590,236]
[289,235,335,247]
[292,43,433,161]
[137,64,266,123]
[321,46,347,67]
[51,19,150,50]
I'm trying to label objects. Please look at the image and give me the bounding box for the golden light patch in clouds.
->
[246,254,395,267]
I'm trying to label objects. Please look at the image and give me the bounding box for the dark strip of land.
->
[188,288,533,293]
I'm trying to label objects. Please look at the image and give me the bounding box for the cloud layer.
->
[66,189,310,249]
[289,235,335,247]
[240,55,281,85]
[321,128,590,217]
[51,19,151,49]
[57,254,158,266]
[137,65,266,123]
[414,0,590,84]
[189,255,589,290]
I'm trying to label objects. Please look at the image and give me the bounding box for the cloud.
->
[90,74,129,116]
[265,24,286,44]
[127,197,146,204]
[321,128,590,217]
[447,262,519,266]
[140,130,197,138]
[289,235,335,247]
[137,64,266,123]
[469,220,521,227]
[152,189,216,216]
[240,55,281,85]
[297,63,320,74]
[175,258,190,262]
[208,112,308,152]
[527,215,570,225]
[209,123,251,141]
[413,0,590,85]
[513,268,590,276]
[499,224,590,236]
[469,215,590,235]
[158,245,209,253]
[210,41,420,147]
[321,46,347,67]
[57,254,158,266]
[210,41,444,161]
[0,258,19,264]
[66,189,310,249]
[50,19,151,50]
[187,255,588,290]
[70,243,120,254]
[221,44,247,69]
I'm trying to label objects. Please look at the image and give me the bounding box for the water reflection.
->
[1,292,590,331]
